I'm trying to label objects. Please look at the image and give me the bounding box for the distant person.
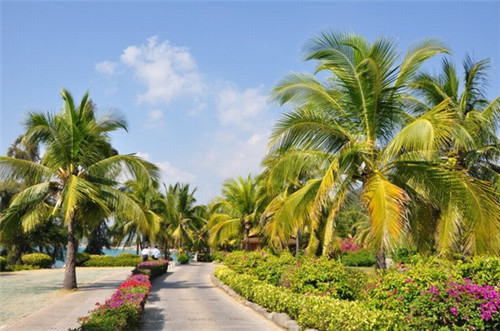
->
[141,246,150,262]
[152,246,161,260]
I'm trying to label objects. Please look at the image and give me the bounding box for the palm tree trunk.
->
[375,249,387,270]
[245,226,250,251]
[63,218,77,289]
[295,229,301,256]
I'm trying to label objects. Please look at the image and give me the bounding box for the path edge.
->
[210,272,318,331]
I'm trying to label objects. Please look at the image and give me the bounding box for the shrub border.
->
[210,267,308,331]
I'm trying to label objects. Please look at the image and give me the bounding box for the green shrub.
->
[75,252,91,266]
[390,247,418,264]
[211,250,227,262]
[341,249,376,267]
[215,266,402,330]
[116,253,139,259]
[0,256,7,271]
[177,253,189,264]
[460,255,500,286]
[280,256,366,300]
[82,254,141,267]
[135,260,168,278]
[21,253,53,268]
[223,250,297,285]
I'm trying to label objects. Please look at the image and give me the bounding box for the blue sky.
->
[1,1,499,203]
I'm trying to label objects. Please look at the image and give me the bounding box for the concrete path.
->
[2,268,131,331]
[141,262,282,331]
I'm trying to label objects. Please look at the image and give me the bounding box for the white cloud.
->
[95,61,117,74]
[157,161,197,184]
[143,110,166,129]
[120,36,205,105]
[217,86,269,132]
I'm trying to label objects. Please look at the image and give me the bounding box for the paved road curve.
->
[141,262,282,331]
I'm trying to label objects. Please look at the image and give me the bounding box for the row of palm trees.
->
[0,90,208,289]
[207,32,499,268]
[1,32,498,286]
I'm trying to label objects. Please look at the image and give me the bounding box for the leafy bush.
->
[75,252,91,266]
[211,250,227,262]
[391,247,418,264]
[280,256,366,300]
[135,260,168,278]
[0,256,7,271]
[82,254,141,267]
[21,253,53,268]
[177,253,189,264]
[364,257,500,329]
[341,249,376,267]
[460,255,500,286]
[79,274,151,330]
[215,266,402,330]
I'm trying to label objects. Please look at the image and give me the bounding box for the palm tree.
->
[163,183,204,250]
[0,90,159,289]
[208,175,259,251]
[408,55,500,254]
[268,32,499,268]
[111,179,164,254]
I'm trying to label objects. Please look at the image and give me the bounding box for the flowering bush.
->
[365,257,500,329]
[339,237,360,253]
[135,260,168,278]
[79,274,151,330]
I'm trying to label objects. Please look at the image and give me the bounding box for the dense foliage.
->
[220,250,500,330]
[215,265,402,330]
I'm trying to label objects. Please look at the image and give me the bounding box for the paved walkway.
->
[141,262,282,331]
[2,268,131,331]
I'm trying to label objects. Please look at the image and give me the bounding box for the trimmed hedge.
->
[214,266,402,331]
[134,260,168,278]
[0,256,7,271]
[78,274,151,330]
[75,252,91,266]
[21,253,53,268]
[82,254,141,267]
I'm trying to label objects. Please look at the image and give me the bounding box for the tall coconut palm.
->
[268,32,499,267]
[164,183,205,250]
[208,175,259,251]
[0,90,159,289]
